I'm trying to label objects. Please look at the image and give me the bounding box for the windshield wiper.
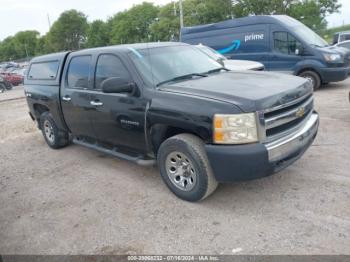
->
[156,73,207,87]
[204,67,229,74]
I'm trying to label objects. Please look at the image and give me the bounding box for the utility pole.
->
[47,14,51,30]
[24,43,29,59]
[179,0,184,28]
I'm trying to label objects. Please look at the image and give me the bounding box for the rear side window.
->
[67,55,91,89]
[95,54,131,89]
[28,61,59,80]
[274,32,301,55]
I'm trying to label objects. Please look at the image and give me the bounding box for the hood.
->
[319,45,350,56]
[223,60,264,71]
[160,71,312,112]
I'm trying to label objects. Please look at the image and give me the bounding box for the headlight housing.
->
[324,53,341,62]
[213,113,258,144]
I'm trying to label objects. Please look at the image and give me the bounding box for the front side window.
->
[67,55,91,89]
[340,34,350,42]
[28,61,59,80]
[95,54,131,89]
[274,32,302,55]
[339,42,350,49]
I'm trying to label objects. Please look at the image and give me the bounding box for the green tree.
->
[0,31,39,61]
[150,0,233,41]
[48,9,88,51]
[86,20,110,47]
[12,30,40,59]
[0,37,17,61]
[232,0,341,32]
[150,2,180,41]
[109,2,159,44]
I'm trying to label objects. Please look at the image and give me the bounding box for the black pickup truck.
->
[24,42,319,201]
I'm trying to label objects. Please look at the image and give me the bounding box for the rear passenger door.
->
[89,53,148,152]
[269,31,304,72]
[61,55,96,139]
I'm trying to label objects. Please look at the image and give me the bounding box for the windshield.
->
[293,25,329,47]
[129,45,222,86]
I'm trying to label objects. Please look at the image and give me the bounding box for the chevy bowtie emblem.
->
[296,107,305,118]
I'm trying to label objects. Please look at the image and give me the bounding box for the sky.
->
[0,0,349,41]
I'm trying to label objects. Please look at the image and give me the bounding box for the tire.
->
[157,134,218,202]
[5,82,13,90]
[0,83,5,93]
[298,70,321,90]
[39,112,69,149]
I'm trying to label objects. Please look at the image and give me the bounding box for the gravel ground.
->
[0,80,349,255]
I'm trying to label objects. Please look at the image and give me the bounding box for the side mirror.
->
[295,46,304,56]
[101,77,135,94]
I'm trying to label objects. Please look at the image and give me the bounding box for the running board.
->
[73,138,156,166]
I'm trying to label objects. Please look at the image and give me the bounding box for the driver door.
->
[269,31,304,73]
[89,53,148,153]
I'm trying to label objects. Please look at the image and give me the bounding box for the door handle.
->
[90,100,103,107]
[62,96,71,102]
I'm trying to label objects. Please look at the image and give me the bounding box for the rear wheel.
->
[157,134,218,202]
[298,70,321,90]
[39,112,69,149]
[0,83,5,93]
[5,82,13,90]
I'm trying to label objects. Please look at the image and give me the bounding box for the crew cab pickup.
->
[24,42,319,201]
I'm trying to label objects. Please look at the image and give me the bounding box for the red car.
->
[1,72,24,86]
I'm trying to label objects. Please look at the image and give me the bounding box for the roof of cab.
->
[30,42,187,63]
[181,15,299,35]
[335,31,350,35]
[70,42,187,55]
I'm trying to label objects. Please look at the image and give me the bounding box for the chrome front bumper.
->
[265,112,319,162]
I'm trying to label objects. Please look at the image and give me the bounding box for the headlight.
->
[213,113,258,144]
[0,76,3,81]
[324,53,341,62]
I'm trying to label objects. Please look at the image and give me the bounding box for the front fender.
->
[294,59,326,78]
[145,91,242,155]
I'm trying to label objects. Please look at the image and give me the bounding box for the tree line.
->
[0,0,340,61]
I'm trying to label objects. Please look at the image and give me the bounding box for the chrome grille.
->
[263,94,314,142]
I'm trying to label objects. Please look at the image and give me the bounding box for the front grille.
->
[263,94,314,142]
[345,55,350,67]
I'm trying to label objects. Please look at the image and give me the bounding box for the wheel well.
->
[297,68,322,81]
[150,125,206,156]
[33,104,50,119]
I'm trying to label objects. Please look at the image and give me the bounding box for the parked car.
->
[334,40,350,50]
[333,31,350,45]
[181,15,350,90]
[1,72,24,86]
[196,44,265,71]
[12,68,28,77]
[0,75,13,93]
[24,43,319,201]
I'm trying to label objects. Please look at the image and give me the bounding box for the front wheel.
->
[298,70,321,90]
[157,134,218,202]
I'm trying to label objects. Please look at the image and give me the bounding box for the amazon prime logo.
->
[244,33,264,42]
